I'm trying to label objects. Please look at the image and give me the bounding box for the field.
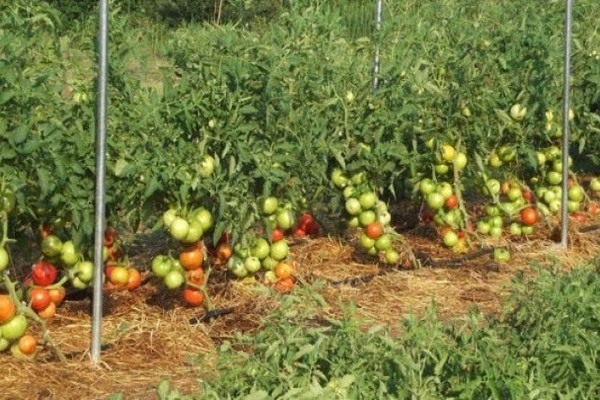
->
[2,0,600,399]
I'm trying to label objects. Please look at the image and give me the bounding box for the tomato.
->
[164,270,185,290]
[109,266,129,286]
[489,226,503,238]
[276,209,295,230]
[192,208,213,231]
[384,248,400,264]
[522,190,534,203]
[568,185,584,202]
[439,144,456,163]
[568,200,581,213]
[41,235,63,258]
[434,164,449,175]
[126,268,142,291]
[186,269,204,286]
[358,210,377,227]
[506,187,522,202]
[437,183,453,200]
[374,234,392,251]
[358,192,377,210]
[0,338,9,352]
[251,238,270,260]
[182,287,204,307]
[365,221,384,239]
[588,202,599,216]
[426,192,444,210]
[0,248,8,272]
[305,220,320,236]
[244,256,262,273]
[419,179,436,195]
[454,152,467,171]
[37,301,56,320]
[179,243,204,271]
[443,231,458,247]
[345,198,362,216]
[18,335,37,355]
[520,207,538,226]
[103,227,118,247]
[152,254,172,278]
[271,227,285,242]
[0,295,16,324]
[521,225,534,235]
[509,222,522,236]
[261,256,278,270]
[198,155,216,178]
[272,262,292,280]
[275,277,295,293]
[261,197,279,215]
[29,288,51,312]
[546,171,562,185]
[60,240,80,267]
[48,287,66,305]
[1,314,28,340]
[163,209,178,227]
[331,168,349,188]
[216,242,233,263]
[292,227,306,238]
[476,220,491,234]
[509,103,527,121]
[31,260,57,287]
[270,240,289,261]
[590,178,600,192]
[359,232,376,250]
[76,261,94,283]
[483,179,501,197]
[351,171,366,186]
[493,248,511,263]
[40,225,53,240]
[571,212,587,223]
[444,195,458,209]
[228,258,248,278]
[264,270,278,284]
[169,217,190,242]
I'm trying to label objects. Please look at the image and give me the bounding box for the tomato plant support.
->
[91,0,109,365]
[560,0,574,249]
[371,0,383,92]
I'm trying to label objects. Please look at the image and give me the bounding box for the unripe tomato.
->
[440,144,456,163]
[426,192,445,210]
[198,155,215,178]
[358,192,377,210]
[164,270,185,290]
[2,314,28,340]
[151,255,172,278]
[442,231,459,247]
[384,249,400,264]
[260,197,279,215]
[345,198,362,216]
[270,240,289,261]
[374,234,392,251]
[0,248,8,272]
[276,209,295,231]
[41,235,63,258]
[244,256,262,273]
[169,217,190,242]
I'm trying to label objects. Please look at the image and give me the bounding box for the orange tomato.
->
[37,301,56,320]
[182,287,205,307]
[274,262,293,279]
[126,268,142,291]
[186,268,204,286]
[215,242,233,264]
[0,295,16,323]
[365,221,384,239]
[48,286,66,305]
[274,277,294,293]
[18,335,37,355]
[180,243,204,271]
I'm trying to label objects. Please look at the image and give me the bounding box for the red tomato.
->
[271,227,285,242]
[29,287,51,312]
[182,287,204,307]
[365,221,384,239]
[520,207,538,226]
[444,195,459,209]
[31,260,57,287]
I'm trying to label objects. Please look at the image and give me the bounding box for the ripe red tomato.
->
[271,227,285,242]
[31,260,57,287]
[444,195,458,209]
[182,287,205,307]
[520,207,538,226]
[29,288,52,312]
[365,221,384,239]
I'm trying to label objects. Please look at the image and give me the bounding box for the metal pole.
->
[91,0,109,364]
[560,0,573,249]
[372,0,383,92]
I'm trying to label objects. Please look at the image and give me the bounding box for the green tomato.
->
[276,209,295,230]
[76,261,94,283]
[343,186,356,199]
[162,208,178,227]
[477,220,491,234]
[509,222,522,236]
[41,235,63,258]
[483,179,501,197]
[270,240,289,261]
[453,152,467,171]
[151,255,172,278]
[489,226,503,238]
[244,256,262,273]
[384,249,400,264]
[443,231,458,247]
[198,155,216,178]
[568,185,584,202]
[419,179,436,196]
[345,198,362,216]
[0,248,9,272]
[374,234,392,251]
[358,210,377,227]
[261,197,279,215]
[331,168,349,188]
[426,192,445,210]
[1,314,28,341]
[434,164,449,175]
[261,256,279,270]
[347,216,360,229]
[358,191,377,210]
[546,171,562,185]
[169,217,190,242]
[192,208,213,231]
[252,238,271,260]
[164,270,185,290]
[591,178,600,192]
[228,259,248,278]
[360,232,376,249]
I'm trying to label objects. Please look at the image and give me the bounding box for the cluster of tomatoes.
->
[0,294,37,358]
[475,179,538,238]
[24,260,66,321]
[227,196,318,294]
[331,169,401,264]
[417,141,470,252]
[103,228,142,291]
[151,207,215,306]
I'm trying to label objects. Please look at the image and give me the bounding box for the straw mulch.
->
[2,218,600,399]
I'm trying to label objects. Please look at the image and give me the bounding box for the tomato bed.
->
[3,211,600,399]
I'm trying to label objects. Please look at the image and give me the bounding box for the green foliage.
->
[194,264,600,398]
